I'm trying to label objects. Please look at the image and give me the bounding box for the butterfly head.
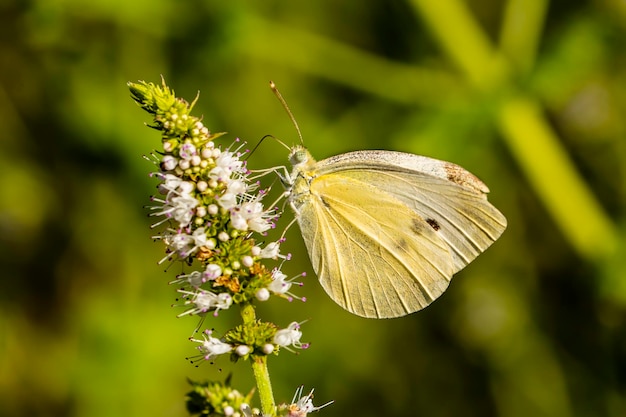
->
[288,145,316,170]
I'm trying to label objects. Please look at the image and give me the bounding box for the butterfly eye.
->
[289,147,309,167]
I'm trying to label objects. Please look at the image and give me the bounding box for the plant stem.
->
[409,0,618,261]
[241,303,275,416]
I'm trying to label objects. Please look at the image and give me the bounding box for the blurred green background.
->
[2,0,626,416]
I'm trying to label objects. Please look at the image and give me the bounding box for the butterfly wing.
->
[296,172,455,318]
[313,150,507,274]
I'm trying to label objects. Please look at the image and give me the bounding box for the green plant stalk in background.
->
[409,0,618,261]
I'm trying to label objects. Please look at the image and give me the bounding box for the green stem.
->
[241,303,275,416]
[409,0,618,261]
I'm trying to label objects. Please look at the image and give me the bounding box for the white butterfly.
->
[271,83,507,319]
[283,146,507,318]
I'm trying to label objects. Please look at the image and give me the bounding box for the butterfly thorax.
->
[287,146,318,210]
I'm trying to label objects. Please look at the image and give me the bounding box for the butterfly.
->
[271,83,507,319]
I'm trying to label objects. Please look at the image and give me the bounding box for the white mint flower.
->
[169,193,198,227]
[238,201,273,233]
[160,173,184,193]
[255,288,270,301]
[177,180,194,194]
[178,290,233,317]
[268,269,291,295]
[214,293,233,312]
[286,386,333,417]
[235,345,251,356]
[191,330,233,361]
[161,155,177,171]
[217,179,247,210]
[217,191,238,210]
[161,227,209,262]
[274,322,309,351]
[241,256,253,268]
[227,179,247,195]
[149,186,199,229]
[259,242,281,259]
[170,270,204,288]
[168,232,194,253]
[210,150,244,181]
[230,211,248,231]
[179,142,197,160]
[268,269,306,302]
[204,263,222,280]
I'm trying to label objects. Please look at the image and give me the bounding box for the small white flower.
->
[241,255,253,268]
[259,242,280,259]
[214,293,233,313]
[227,179,247,195]
[168,232,194,254]
[179,159,190,170]
[210,151,244,181]
[217,191,238,210]
[191,227,208,245]
[190,330,232,361]
[170,270,204,288]
[255,288,270,301]
[274,322,309,351]
[268,269,291,295]
[177,290,232,317]
[238,201,272,233]
[204,264,222,280]
[268,269,305,302]
[217,179,247,210]
[287,386,333,417]
[196,181,208,193]
[179,143,197,160]
[161,155,178,171]
[235,345,251,356]
[161,173,184,193]
[230,212,248,231]
[178,180,194,195]
[169,193,198,227]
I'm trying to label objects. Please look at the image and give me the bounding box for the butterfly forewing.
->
[314,150,507,273]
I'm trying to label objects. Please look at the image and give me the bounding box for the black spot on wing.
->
[410,218,427,235]
[426,218,441,231]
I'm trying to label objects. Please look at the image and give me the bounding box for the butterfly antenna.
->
[247,134,291,160]
[270,81,304,146]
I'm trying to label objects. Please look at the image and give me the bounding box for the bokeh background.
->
[2,0,626,416]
